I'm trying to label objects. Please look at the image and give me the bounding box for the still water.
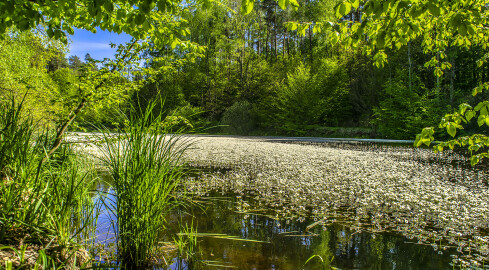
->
[94,171,457,269]
[163,192,456,270]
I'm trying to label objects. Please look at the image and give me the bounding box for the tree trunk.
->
[408,41,412,93]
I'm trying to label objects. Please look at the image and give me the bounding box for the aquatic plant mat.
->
[76,134,489,268]
[179,136,489,268]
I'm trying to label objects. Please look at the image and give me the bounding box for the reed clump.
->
[0,97,99,269]
[97,102,189,269]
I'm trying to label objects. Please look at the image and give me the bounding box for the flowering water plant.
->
[181,136,489,267]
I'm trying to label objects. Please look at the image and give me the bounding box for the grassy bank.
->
[0,98,99,269]
[0,98,193,269]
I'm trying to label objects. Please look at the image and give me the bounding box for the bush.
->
[221,101,255,135]
[372,70,442,139]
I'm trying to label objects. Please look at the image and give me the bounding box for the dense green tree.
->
[0,31,60,124]
[68,55,83,71]
[329,0,489,163]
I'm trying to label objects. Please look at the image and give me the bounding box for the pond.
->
[164,191,457,270]
[94,182,458,269]
[87,136,489,269]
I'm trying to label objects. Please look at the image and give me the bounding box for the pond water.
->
[93,157,485,270]
[84,136,489,269]
[93,182,459,269]
[163,192,457,270]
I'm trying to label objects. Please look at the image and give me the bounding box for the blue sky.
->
[68,28,132,61]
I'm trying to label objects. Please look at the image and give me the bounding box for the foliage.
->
[268,59,350,135]
[221,100,255,135]
[326,0,489,164]
[0,0,204,50]
[372,70,442,139]
[0,31,62,125]
[314,58,351,126]
[274,63,323,134]
[97,101,190,268]
[0,97,99,269]
[165,104,207,132]
[330,0,489,69]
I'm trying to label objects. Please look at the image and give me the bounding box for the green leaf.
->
[427,2,440,17]
[414,134,422,147]
[351,0,360,9]
[475,102,484,111]
[313,24,320,34]
[291,23,297,31]
[104,2,114,12]
[459,103,471,115]
[135,13,145,25]
[335,2,352,18]
[330,32,339,44]
[481,106,488,116]
[434,67,443,77]
[240,0,254,15]
[289,0,299,8]
[471,155,480,166]
[458,23,467,36]
[46,27,55,38]
[171,39,178,49]
[473,86,481,96]
[278,0,286,10]
[478,115,485,127]
[437,145,444,152]
[18,19,29,31]
[376,33,385,49]
[447,123,456,137]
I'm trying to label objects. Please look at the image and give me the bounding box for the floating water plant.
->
[181,136,489,266]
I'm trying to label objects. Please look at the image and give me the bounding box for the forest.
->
[2,0,488,140]
[1,0,489,269]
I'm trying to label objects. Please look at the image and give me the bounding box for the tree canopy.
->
[329,0,489,164]
[0,0,203,48]
[332,0,489,69]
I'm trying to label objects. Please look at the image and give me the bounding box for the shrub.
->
[221,101,255,135]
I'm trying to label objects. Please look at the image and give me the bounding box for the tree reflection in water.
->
[165,192,455,270]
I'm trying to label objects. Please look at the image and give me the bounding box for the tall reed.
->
[0,96,99,268]
[97,101,190,268]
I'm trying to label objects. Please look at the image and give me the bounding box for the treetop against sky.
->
[0,0,299,60]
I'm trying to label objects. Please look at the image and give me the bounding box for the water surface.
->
[164,192,456,270]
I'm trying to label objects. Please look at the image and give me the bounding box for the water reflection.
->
[165,193,455,270]
[92,170,457,269]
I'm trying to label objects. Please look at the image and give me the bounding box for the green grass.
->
[0,96,99,269]
[97,101,190,269]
